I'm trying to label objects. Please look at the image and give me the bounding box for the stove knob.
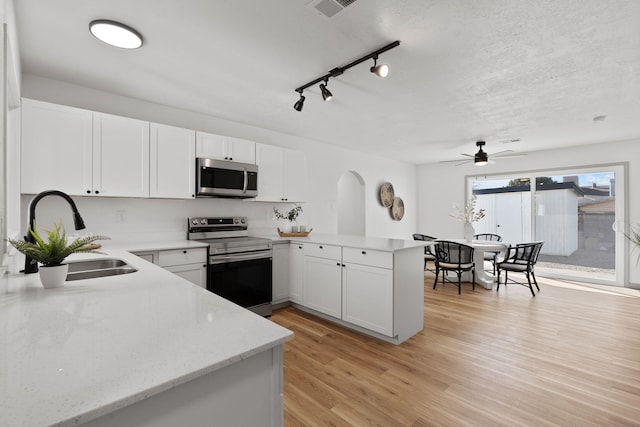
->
[192,219,198,225]
[240,218,246,224]
[200,219,207,225]
[234,218,240,224]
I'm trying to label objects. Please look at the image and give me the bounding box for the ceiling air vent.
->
[309,0,358,18]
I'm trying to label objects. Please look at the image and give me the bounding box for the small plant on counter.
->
[273,204,303,223]
[8,221,109,267]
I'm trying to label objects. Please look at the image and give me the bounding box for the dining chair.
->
[412,233,437,273]
[474,233,503,274]
[496,241,544,296]
[432,241,475,294]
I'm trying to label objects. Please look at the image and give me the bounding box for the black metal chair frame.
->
[496,242,544,296]
[474,233,503,274]
[413,233,437,274]
[432,241,476,294]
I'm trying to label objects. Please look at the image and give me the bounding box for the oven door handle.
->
[209,252,271,264]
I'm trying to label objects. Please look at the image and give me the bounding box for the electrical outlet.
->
[115,210,127,224]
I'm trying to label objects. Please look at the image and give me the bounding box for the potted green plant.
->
[273,204,303,233]
[9,221,109,288]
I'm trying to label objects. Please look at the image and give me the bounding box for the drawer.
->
[343,247,393,269]
[158,248,207,267]
[304,243,341,260]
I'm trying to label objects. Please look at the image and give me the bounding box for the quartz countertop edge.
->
[1,245,292,427]
[260,233,425,252]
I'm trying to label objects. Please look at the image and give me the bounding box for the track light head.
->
[474,141,488,166]
[320,80,333,101]
[293,92,305,112]
[370,56,390,78]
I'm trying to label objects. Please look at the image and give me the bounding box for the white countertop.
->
[0,246,292,427]
[258,233,425,252]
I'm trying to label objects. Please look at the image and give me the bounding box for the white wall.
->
[18,75,417,241]
[337,171,365,236]
[417,139,640,286]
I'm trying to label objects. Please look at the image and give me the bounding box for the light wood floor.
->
[270,274,640,426]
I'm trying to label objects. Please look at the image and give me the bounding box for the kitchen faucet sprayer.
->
[23,190,86,274]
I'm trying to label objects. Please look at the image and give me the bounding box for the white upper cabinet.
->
[21,99,150,198]
[92,113,150,197]
[254,143,307,203]
[150,123,196,199]
[21,99,93,195]
[195,131,255,164]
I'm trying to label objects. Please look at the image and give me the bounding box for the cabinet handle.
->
[342,264,346,267]
[336,262,341,266]
[361,251,367,255]
[298,246,303,249]
[319,246,323,249]
[229,157,233,160]
[95,190,100,194]
[86,190,91,194]
[183,250,187,254]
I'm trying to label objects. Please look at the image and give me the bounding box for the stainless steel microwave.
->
[196,158,258,198]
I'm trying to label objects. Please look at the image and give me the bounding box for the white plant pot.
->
[39,264,69,289]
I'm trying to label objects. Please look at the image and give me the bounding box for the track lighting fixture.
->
[320,79,333,101]
[474,141,488,166]
[293,40,400,111]
[293,91,305,112]
[370,56,389,78]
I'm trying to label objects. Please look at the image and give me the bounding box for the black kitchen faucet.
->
[23,190,86,274]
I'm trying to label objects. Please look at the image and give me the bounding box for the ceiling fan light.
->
[89,20,143,49]
[320,83,333,101]
[474,149,488,165]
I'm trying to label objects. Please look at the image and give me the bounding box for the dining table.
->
[432,239,510,289]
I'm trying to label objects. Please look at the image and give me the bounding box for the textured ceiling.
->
[13,0,640,164]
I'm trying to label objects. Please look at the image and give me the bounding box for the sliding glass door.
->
[469,164,625,286]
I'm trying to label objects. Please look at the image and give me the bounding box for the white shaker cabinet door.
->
[255,143,285,202]
[196,131,255,164]
[272,244,290,303]
[304,256,342,318]
[283,149,307,203]
[288,242,304,303]
[21,99,93,195]
[150,123,196,199]
[93,113,150,197]
[165,263,207,288]
[342,262,394,337]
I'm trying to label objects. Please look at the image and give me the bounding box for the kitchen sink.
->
[66,258,137,281]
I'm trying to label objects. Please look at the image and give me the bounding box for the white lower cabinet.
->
[289,243,304,303]
[272,243,290,304]
[133,247,208,288]
[342,262,393,336]
[303,244,342,318]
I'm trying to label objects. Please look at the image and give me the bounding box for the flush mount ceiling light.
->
[474,141,489,166]
[89,20,143,49]
[293,40,400,111]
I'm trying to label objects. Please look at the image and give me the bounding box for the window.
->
[468,164,625,286]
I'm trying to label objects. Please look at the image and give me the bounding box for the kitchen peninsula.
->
[0,246,292,427]
[269,233,426,345]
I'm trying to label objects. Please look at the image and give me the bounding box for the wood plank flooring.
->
[270,275,640,426]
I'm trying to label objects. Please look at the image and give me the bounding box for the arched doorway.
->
[337,171,365,236]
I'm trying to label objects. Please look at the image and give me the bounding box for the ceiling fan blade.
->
[460,153,474,158]
[439,157,474,164]
[494,152,527,159]
[489,150,515,157]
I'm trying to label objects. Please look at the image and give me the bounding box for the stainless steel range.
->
[188,217,273,316]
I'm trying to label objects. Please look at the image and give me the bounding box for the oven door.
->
[207,251,272,316]
[197,158,258,198]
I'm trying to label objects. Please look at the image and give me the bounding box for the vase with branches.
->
[450,195,486,240]
[274,204,303,232]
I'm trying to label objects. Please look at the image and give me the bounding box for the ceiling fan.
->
[440,141,526,166]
